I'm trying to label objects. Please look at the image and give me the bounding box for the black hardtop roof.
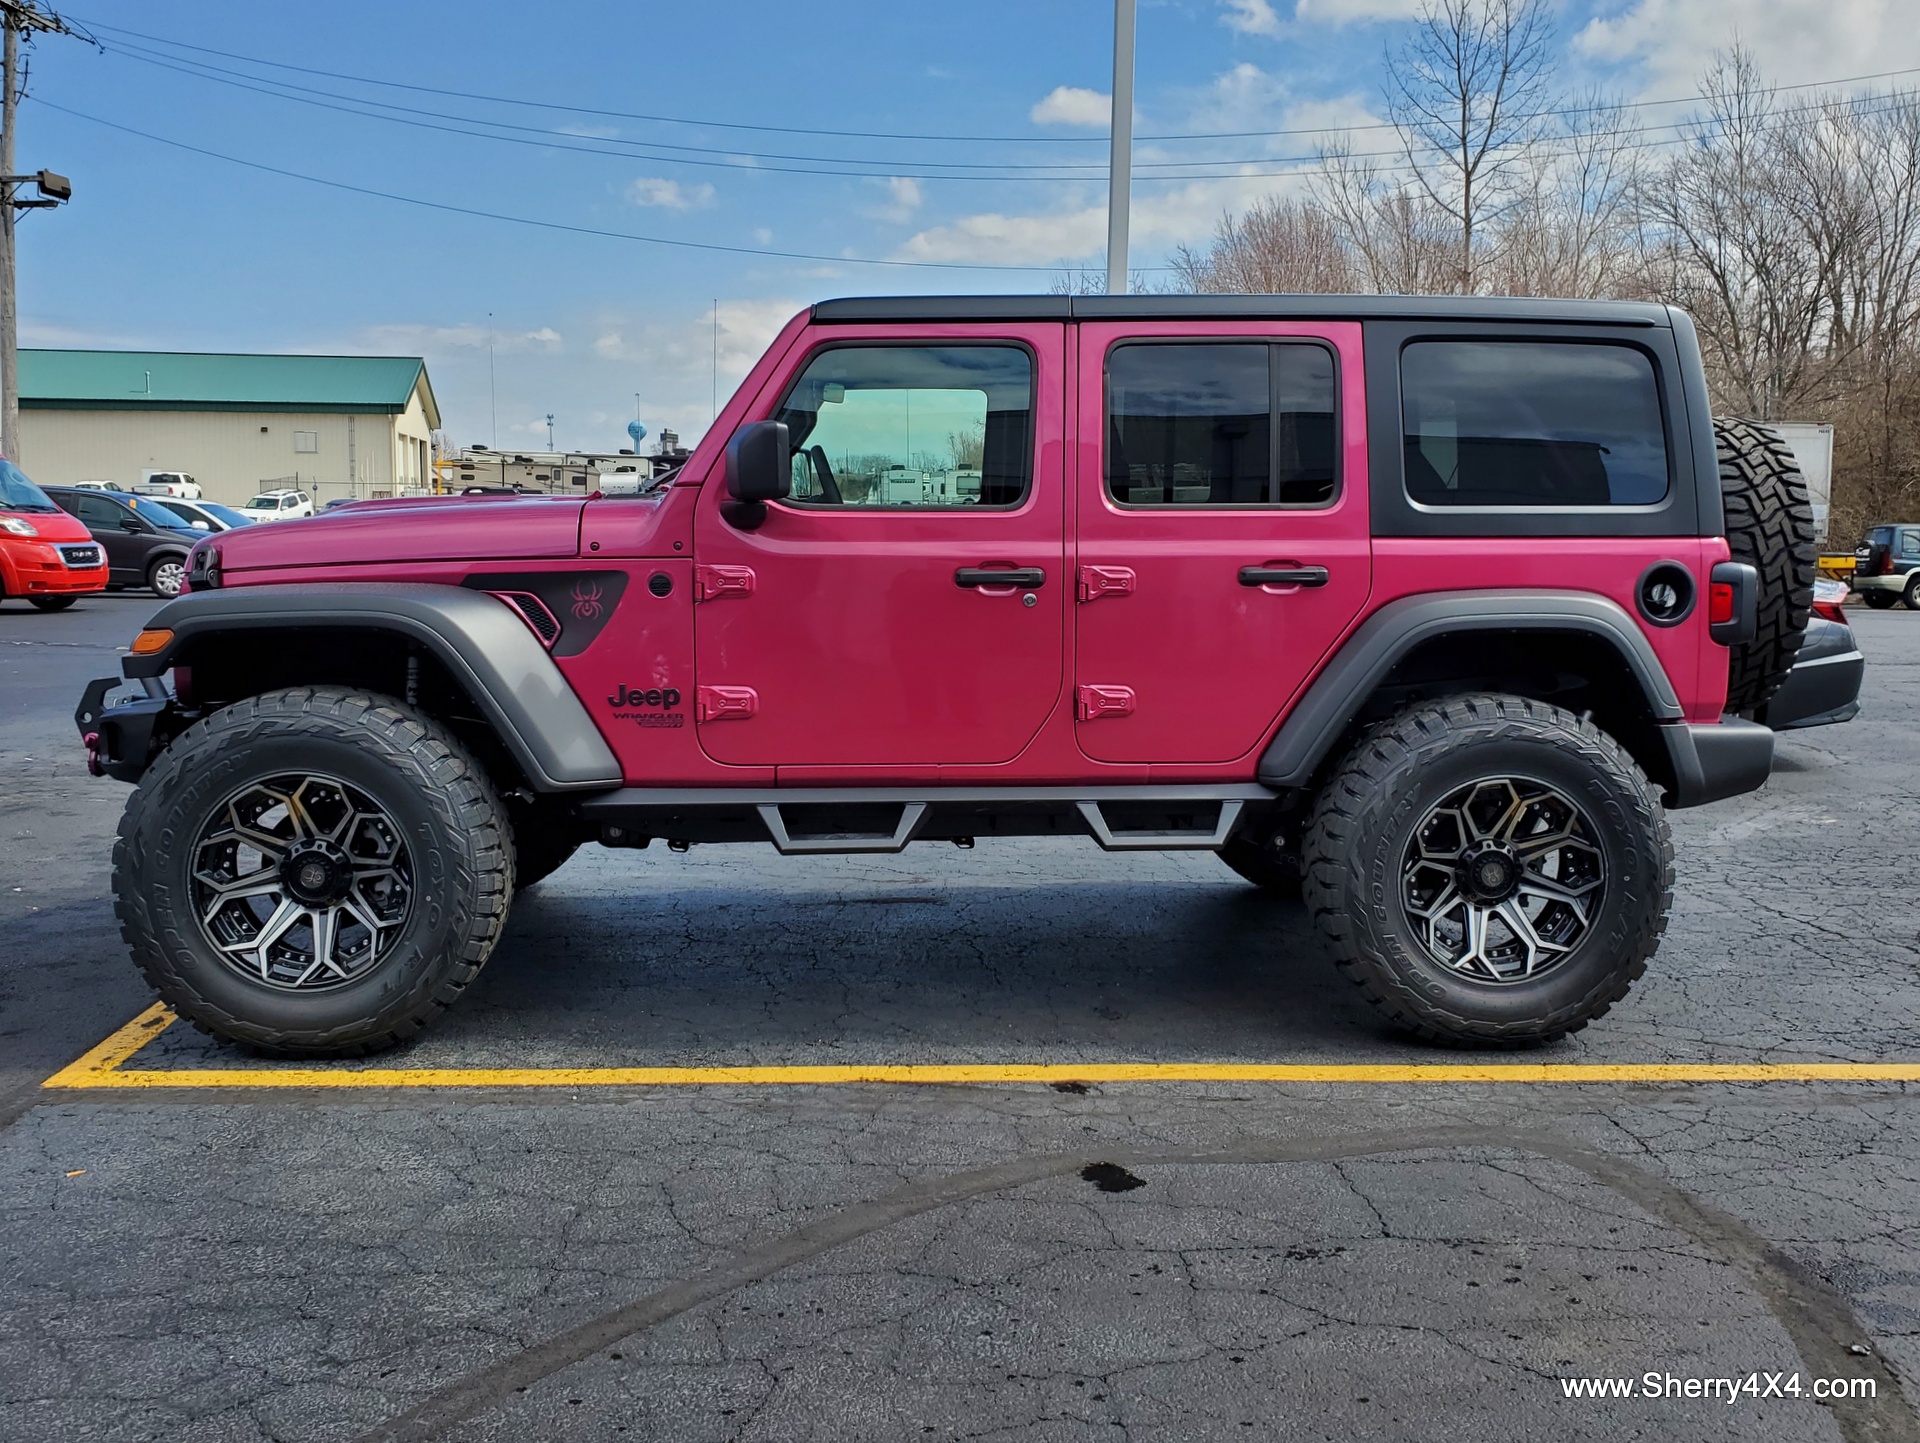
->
[812,294,1672,327]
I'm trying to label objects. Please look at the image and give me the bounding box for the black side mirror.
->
[725,420,790,504]
[119,517,145,533]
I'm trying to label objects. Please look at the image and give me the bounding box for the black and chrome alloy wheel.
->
[1402,777,1603,983]
[191,772,414,990]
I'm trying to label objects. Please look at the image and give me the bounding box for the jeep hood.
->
[213,495,587,572]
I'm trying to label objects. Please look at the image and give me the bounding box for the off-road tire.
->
[114,687,513,1056]
[29,596,77,611]
[1217,831,1303,900]
[1862,590,1898,609]
[1302,693,1673,1047]
[1715,418,1815,712]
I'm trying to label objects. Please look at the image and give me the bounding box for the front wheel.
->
[1905,576,1920,611]
[1303,694,1672,1047]
[114,687,513,1055]
[29,595,78,612]
[148,555,186,599]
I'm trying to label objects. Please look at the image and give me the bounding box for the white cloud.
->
[753,226,774,245]
[1221,0,1282,36]
[627,176,717,210]
[1574,0,1920,93]
[864,176,924,223]
[594,332,626,360]
[1030,86,1112,128]
[1292,0,1424,23]
[361,323,562,355]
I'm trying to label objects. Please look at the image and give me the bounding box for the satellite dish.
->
[627,420,648,446]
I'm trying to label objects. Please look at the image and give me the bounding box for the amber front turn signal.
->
[130,628,174,655]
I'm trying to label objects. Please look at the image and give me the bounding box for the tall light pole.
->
[1105,0,1136,296]
[0,0,81,463]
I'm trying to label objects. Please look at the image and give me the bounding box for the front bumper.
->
[1754,617,1864,730]
[1659,718,1774,808]
[76,676,183,782]
[2,546,107,596]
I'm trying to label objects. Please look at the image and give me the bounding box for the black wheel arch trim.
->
[118,583,622,791]
[1256,590,1685,789]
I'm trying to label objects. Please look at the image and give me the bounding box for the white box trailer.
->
[1770,423,1834,544]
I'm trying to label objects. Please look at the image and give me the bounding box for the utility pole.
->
[1105,0,1136,296]
[0,0,81,464]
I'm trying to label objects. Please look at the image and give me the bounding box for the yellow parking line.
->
[36,1005,1920,1090]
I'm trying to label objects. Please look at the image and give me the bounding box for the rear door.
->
[692,325,1067,768]
[1072,321,1372,765]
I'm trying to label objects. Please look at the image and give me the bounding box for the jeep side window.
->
[1105,343,1337,507]
[774,345,1032,508]
[1401,341,1669,507]
[1900,528,1920,555]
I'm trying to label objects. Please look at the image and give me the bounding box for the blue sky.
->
[16,0,1917,454]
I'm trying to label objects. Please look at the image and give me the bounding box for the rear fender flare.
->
[122,582,621,791]
[1257,590,1684,789]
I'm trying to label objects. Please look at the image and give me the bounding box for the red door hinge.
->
[1075,684,1136,721]
[1076,565,1136,602]
[696,685,759,722]
[694,564,756,602]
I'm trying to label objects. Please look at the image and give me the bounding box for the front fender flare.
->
[122,582,621,791]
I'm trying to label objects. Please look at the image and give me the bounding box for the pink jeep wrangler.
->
[79,295,1813,1055]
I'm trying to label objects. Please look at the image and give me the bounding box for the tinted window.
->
[775,345,1032,508]
[1402,342,1668,507]
[1901,529,1920,555]
[73,494,124,527]
[1106,343,1336,506]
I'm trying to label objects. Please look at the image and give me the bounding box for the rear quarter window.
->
[1401,341,1669,508]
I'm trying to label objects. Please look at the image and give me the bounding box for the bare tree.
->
[1383,0,1556,293]
[1170,196,1357,294]
[1490,93,1643,297]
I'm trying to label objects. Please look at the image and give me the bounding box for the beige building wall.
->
[18,380,440,508]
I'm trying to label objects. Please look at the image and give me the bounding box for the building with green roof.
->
[16,349,441,506]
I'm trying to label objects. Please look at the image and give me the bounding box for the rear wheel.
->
[1862,590,1898,609]
[1303,693,1672,1047]
[29,596,77,612]
[1715,418,1815,712]
[114,687,512,1056]
[147,554,186,600]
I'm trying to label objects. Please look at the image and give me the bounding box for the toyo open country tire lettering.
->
[1303,693,1673,1046]
[114,687,513,1056]
[1715,417,1815,714]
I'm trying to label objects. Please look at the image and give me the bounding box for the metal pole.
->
[1105,0,1135,296]
[1,19,19,462]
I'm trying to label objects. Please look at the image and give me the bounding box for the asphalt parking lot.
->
[3,593,1918,1443]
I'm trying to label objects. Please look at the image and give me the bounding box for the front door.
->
[1072,321,1373,765]
[693,328,1066,768]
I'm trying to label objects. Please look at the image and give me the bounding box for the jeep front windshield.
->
[0,459,59,513]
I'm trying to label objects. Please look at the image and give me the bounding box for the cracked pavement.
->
[2,595,1919,1442]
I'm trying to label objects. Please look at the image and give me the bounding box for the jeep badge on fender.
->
[607,685,681,709]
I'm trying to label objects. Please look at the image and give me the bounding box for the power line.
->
[28,98,1123,273]
[70,15,1920,147]
[79,38,1920,188]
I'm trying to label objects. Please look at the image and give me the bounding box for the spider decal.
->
[571,581,605,620]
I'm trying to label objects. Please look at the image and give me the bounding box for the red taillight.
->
[1812,600,1847,624]
[1708,581,1735,625]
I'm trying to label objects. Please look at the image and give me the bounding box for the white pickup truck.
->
[133,471,202,500]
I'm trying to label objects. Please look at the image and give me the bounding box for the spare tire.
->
[1714,418,1815,714]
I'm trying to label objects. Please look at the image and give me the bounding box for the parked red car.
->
[0,458,107,610]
